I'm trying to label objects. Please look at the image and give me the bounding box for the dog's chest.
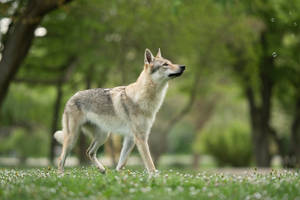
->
[86,112,131,135]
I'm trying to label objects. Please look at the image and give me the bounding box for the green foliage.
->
[0,128,49,158]
[1,84,55,126]
[195,121,253,167]
[167,122,195,154]
[0,84,54,158]
[1,168,300,200]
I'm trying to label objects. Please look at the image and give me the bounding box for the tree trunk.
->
[77,67,94,165]
[291,94,300,167]
[244,32,275,167]
[246,86,271,167]
[252,125,270,167]
[48,57,78,163]
[0,2,42,108]
[0,0,73,109]
[257,32,274,167]
[49,83,63,163]
[78,133,89,164]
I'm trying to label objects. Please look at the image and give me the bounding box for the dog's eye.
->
[162,63,168,66]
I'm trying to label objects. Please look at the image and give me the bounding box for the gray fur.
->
[68,88,115,116]
[151,61,161,74]
[120,90,130,118]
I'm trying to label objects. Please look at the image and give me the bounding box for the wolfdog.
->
[54,48,185,174]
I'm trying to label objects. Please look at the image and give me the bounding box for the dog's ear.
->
[144,48,154,64]
[156,48,162,58]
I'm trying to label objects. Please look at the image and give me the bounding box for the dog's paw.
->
[57,167,63,173]
[148,169,160,178]
[115,166,125,172]
[98,167,106,174]
[57,169,65,177]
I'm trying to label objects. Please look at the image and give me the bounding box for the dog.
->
[54,48,185,174]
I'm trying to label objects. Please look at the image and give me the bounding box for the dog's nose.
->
[180,65,186,71]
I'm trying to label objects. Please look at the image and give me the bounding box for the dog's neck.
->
[126,67,168,113]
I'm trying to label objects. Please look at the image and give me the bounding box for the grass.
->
[0,167,300,200]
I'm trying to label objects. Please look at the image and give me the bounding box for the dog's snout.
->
[180,65,186,71]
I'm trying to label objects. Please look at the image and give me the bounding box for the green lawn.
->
[0,167,299,200]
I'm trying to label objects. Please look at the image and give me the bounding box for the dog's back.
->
[68,88,116,116]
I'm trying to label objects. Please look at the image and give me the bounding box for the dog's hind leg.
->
[116,136,135,171]
[58,112,82,174]
[86,127,110,174]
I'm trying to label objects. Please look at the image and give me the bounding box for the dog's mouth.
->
[168,71,183,77]
[168,67,185,78]
[168,65,186,78]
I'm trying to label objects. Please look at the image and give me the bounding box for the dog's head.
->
[144,48,185,83]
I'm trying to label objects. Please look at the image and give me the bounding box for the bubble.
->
[34,27,47,37]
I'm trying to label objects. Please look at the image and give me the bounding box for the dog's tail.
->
[54,112,69,145]
[54,130,64,145]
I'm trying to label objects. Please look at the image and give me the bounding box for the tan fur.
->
[54,48,185,174]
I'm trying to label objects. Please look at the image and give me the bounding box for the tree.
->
[0,0,73,109]
[223,0,300,167]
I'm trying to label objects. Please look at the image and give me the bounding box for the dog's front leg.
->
[134,134,156,173]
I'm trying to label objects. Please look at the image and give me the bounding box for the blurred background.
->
[0,0,299,169]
